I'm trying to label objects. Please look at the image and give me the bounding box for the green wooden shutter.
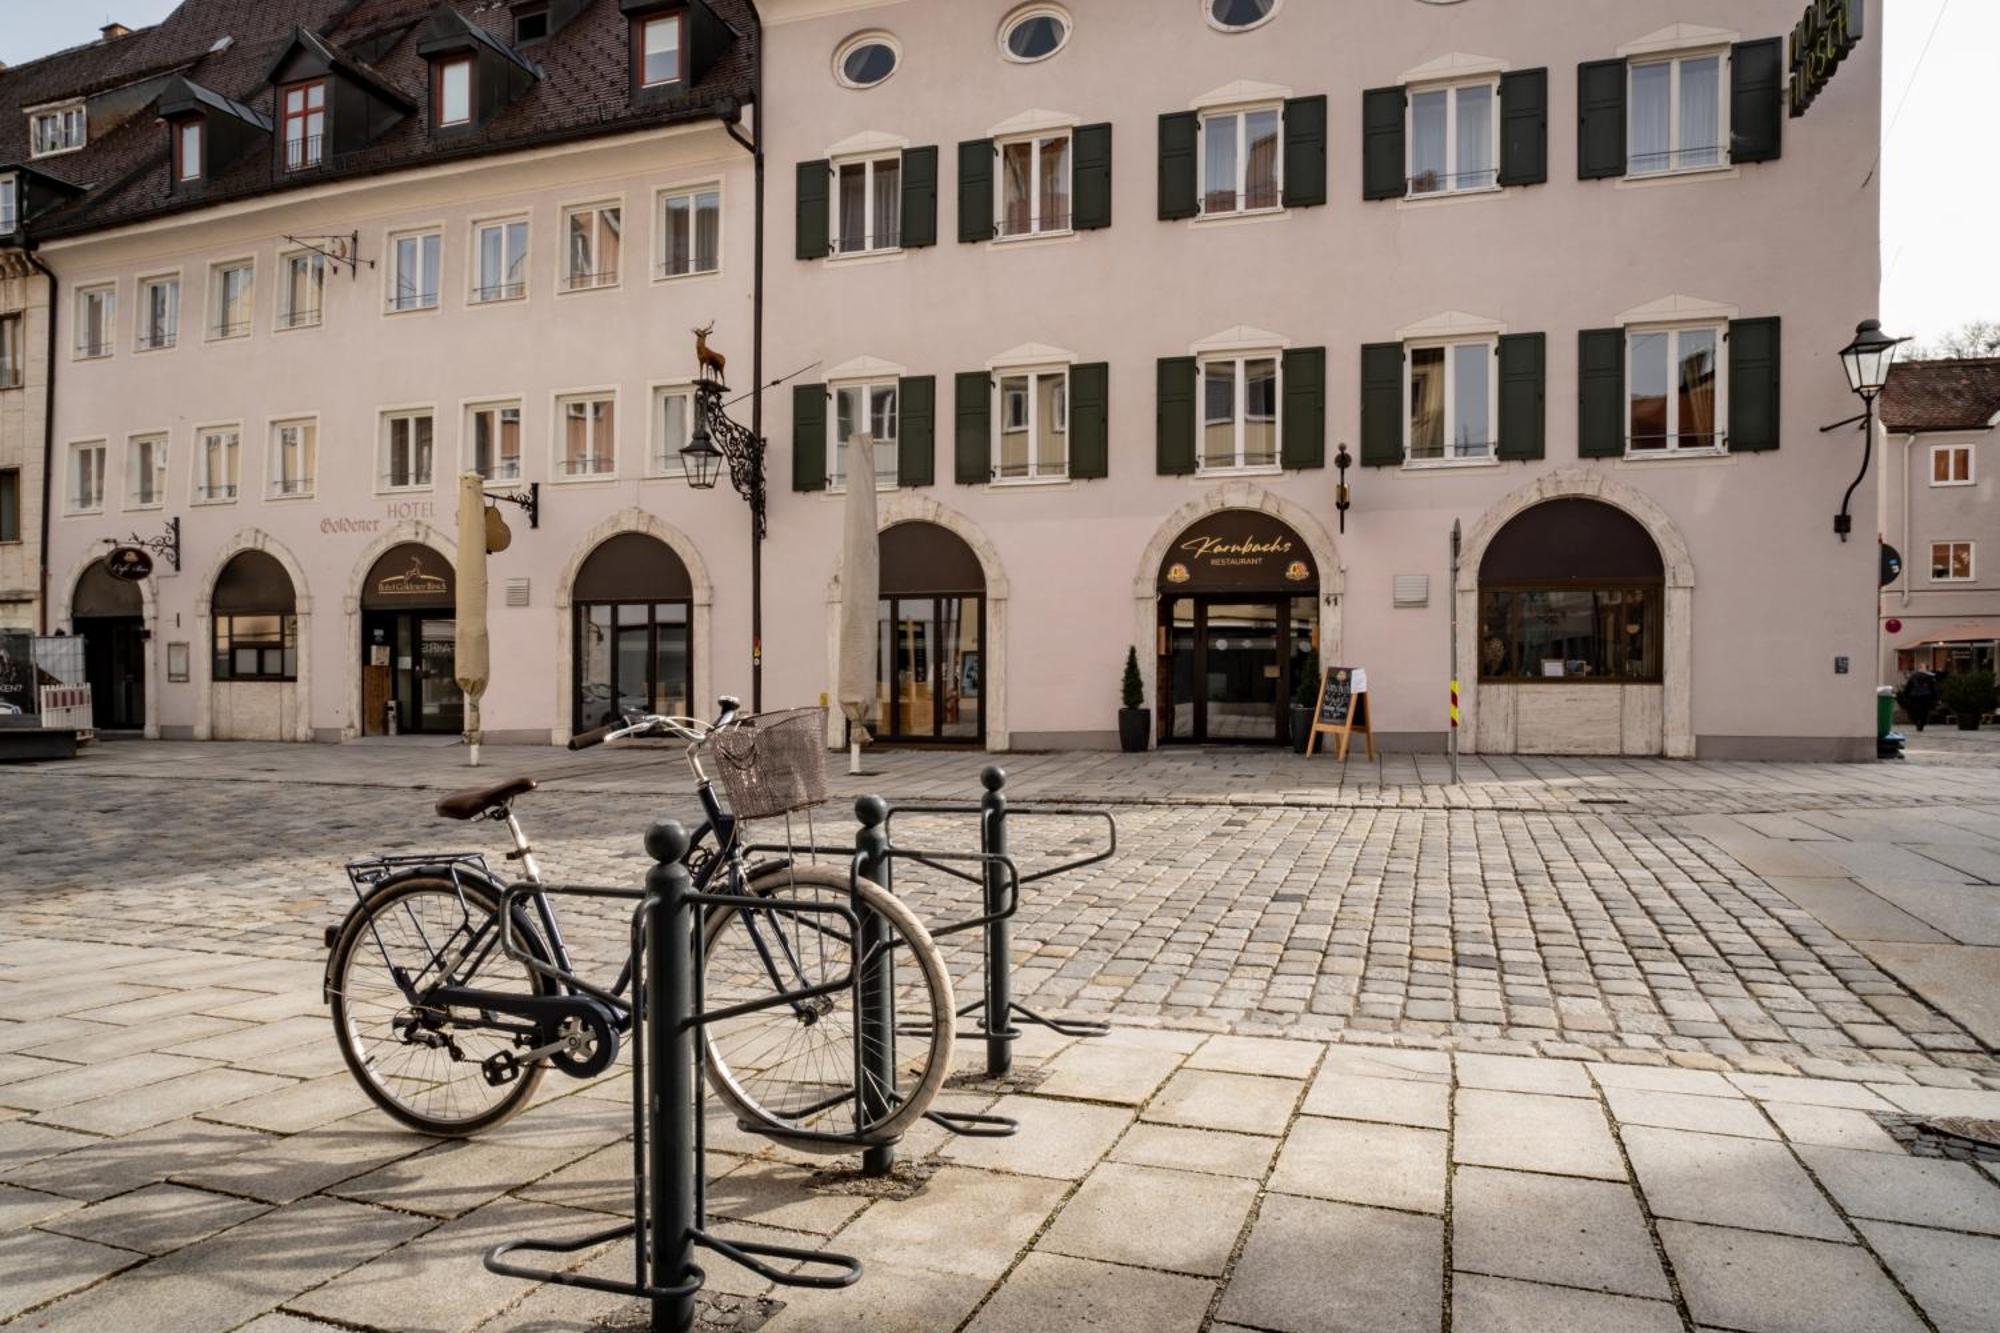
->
[1577,59,1627,179]
[898,375,935,486]
[1281,95,1327,208]
[1728,316,1781,452]
[957,139,993,243]
[1281,346,1326,469]
[1158,112,1199,220]
[954,371,991,483]
[1497,69,1548,186]
[791,384,827,491]
[1069,362,1109,478]
[1072,123,1113,230]
[1155,357,1196,475]
[1730,39,1784,164]
[1496,333,1546,460]
[1577,328,1626,457]
[1359,343,1403,466]
[1362,86,1407,200]
[795,159,829,260]
[900,146,938,248]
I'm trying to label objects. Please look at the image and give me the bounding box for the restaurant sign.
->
[1158,511,1317,593]
[361,544,456,609]
[1788,0,1863,119]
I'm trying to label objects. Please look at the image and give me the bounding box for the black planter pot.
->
[1957,716,1982,732]
[1118,708,1150,752]
[1290,704,1312,754]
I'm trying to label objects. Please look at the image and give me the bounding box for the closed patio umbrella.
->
[837,433,879,775]
[455,472,490,766]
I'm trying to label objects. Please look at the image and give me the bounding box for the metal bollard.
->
[642,820,697,1333]
[980,766,1014,1076]
[854,796,898,1177]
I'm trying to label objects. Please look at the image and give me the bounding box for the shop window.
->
[1200,353,1279,471]
[212,550,300,683]
[995,367,1067,480]
[1407,339,1494,462]
[195,426,241,501]
[832,157,899,254]
[75,285,116,359]
[210,260,254,338]
[1408,80,1496,195]
[473,218,529,302]
[572,532,695,731]
[469,401,523,480]
[127,434,167,509]
[1627,324,1721,453]
[831,380,898,488]
[659,185,720,277]
[67,440,106,513]
[1477,497,1665,683]
[563,203,622,289]
[1628,51,1724,175]
[1931,541,1974,582]
[1931,444,1973,486]
[388,230,441,311]
[1201,104,1281,214]
[997,133,1070,238]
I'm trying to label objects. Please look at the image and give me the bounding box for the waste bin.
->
[1877,686,1904,760]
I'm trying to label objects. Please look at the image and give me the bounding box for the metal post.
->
[853,796,897,1176]
[980,766,1012,1076]
[642,821,697,1333]
[1449,520,1461,786]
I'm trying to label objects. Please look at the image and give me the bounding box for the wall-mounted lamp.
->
[1825,319,1908,542]
[1334,443,1352,533]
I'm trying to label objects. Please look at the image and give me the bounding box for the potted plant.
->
[1941,670,1996,731]
[1291,649,1320,754]
[1118,646,1150,752]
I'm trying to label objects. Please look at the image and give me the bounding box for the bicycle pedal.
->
[482,1050,523,1087]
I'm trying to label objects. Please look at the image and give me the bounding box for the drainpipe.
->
[23,244,56,635]
[720,0,765,709]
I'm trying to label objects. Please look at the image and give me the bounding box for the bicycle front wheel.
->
[700,863,954,1151]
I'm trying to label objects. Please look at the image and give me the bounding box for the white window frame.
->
[1930,540,1975,583]
[991,364,1070,483]
[830,155,902,256]
[1626,50,1730,178]
[1203,0,1281,34]
[278,250,326,329]
[75,285,116,360]
[437,57,473,127]
[1403,338,1498,465]
[379,408,437,493]
[1930,443,1974,487]
[832,32,900,89]
[998,5,1070,64]
[268,417,317,499]
[0,175,16,235]
[466,399,525,482]
[639,13,684,88]
[192,424,242,503]
[136,274,180,351]
[0,311,19,388]
[553,389,618,480]
[30,102,86,159]
[827,378,900,491]
[387,228,443,312]
[66,440,107,514]
[1196,351,1283,474]
[561,201,623,291]
[1405,78,1500,197]
[1198,102,1284,217]
[177,120,203,182]
[656,183,722,279]
[648,383,694,478]
[1624,321,1727,456]
[126,433,168,510]
[209,259,255,340]
[471,216,529,304]
[994,131,1073,240]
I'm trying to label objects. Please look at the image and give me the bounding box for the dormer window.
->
[175,121,204,182]
[637,12,684,88]
[436,58,472,127]
[282,80,326,170]
[515,7,549,43]
[0,176,16,235]
[30,103,86,158]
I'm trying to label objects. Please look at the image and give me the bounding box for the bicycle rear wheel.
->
[700,863,954,1151]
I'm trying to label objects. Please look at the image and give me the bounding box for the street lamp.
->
[678,352,769,707]
[1829,319,1909,542]
[678,417,724,491]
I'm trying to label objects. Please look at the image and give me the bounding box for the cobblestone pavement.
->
[2,740,1998,1330]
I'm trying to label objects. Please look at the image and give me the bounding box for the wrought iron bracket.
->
[693,377,768,538]
[280,230,372,279]
[101,515,180,572]
[486,482,540,530]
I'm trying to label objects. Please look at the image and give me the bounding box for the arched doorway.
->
[359,543,459,735]
[209,550,300,741]
[1156,509,1318,745]
[73,560,145,731]
[1474,497,1667,754]
[876,522,985,744]
[571,532,694,731]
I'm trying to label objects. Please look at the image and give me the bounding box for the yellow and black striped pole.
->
[1449,519,1462,786]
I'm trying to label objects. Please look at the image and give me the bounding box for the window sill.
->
[549,472,620,485]
[988,230,1078,251]
[557,279,623,296]
[1189,207,1289,230]
[987,474,1073,490]
[383,304,441,317]
[469,294,527,309]
[64,508,105,518]
[204,332,252,344]
[1195,463,1284,479]
[374,484,435,497]
[653,266,724,285]
[1930,480,1976,489]
[1397,185,1506,211]
[73,352,113,363]
[826,480,902,495]
[1402,455,1500,470]
[1616,447,1734,467]
[124,502,164,513]
[1616,163,1738,190]
[191,494,239,506]
[268,490,316,502]
[133,341,179,355]
[824,248,907,268]
[275,317,323,333]
[640,470,690,484]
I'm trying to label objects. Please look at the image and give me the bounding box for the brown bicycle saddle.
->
[433,776,538,821]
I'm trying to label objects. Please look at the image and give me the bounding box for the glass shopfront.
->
[1157,510,1319,745]
[1477,498,1665,684]
[359,543,461,735]
[874,523,984,744]
[572,533,694,731]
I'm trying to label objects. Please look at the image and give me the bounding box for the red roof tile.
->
[1881,359,2000,434]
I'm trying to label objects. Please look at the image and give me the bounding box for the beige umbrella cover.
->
[837,433,879,758]
[455,472,491,765]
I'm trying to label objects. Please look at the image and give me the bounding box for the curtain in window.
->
[1456,85,1494,188]
[837,164,867,253]
[1409,347,1446,458]
[1629,63,1671,172]
[871,161,899,249]
[1680,56,1721,167]
[1410,90,1447,193]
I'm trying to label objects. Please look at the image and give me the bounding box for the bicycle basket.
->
[706,707,829,821]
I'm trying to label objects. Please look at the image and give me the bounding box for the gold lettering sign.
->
[1158,511,1318,593]
[376,554,449,599]
[1788,0,1862,119]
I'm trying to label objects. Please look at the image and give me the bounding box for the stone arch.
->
[194,529,314,741]
[55,550,161,738]
[823,493,1012,750]
[552,508,716,745]
[1455,469,1695,757]
[340,520,454,740]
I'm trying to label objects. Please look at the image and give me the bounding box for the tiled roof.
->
[1881,359,2000,434]
[0,0,755,240]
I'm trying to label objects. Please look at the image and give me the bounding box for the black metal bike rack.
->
[483,821,863,1333]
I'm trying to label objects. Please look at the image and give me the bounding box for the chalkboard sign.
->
[1307,666,1374,760]
[1317,667,1358,726]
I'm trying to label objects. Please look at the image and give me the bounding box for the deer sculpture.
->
[693,323,727,383]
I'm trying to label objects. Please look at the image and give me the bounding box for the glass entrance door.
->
[415,617,464,734]
[1159,596,1305,745]
[875,595,983,743]
[363,611,463,735]
[77,616,145,730]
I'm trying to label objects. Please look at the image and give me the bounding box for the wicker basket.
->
[705,707,829,821]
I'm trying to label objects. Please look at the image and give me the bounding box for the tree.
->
[1914,319,2000,360]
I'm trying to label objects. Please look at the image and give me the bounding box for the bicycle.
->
[322,698,956,1148]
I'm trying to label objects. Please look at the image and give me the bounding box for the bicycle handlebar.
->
[566,723,617,751]
[572,696,746,753]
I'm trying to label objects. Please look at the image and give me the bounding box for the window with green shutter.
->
[1158,112,1199,220]
[899,375,936,485]
[1497,69,1548,186]
[1728,317,1781,452]
[1156,357,1196,474]
[1730,39,1784,164]
[900,146,938,248]
[954,371,991,482]
[1070,362,1109,478]
[792,384,827,490]
[795,159,830,260]
[1361,87,1407,200]
[1497,333,1546,460]
[1281,95,1327,208]
[1281,346,1325,469]
[1577,59,1627,179]
[957,139,993,243]
[1358,343,1403,465]
[1577,328,1625,456]
[1073,124,1113,229]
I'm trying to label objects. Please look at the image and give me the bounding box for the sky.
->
[1,1,1992,349]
